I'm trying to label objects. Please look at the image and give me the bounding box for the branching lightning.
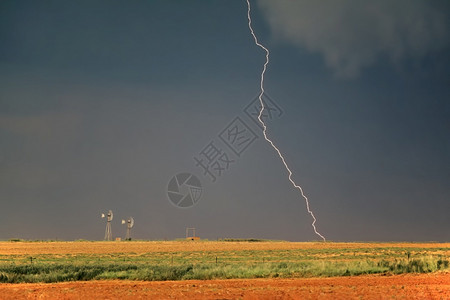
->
[246,0,326,242]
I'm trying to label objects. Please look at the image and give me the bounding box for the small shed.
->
[186,227,200,241]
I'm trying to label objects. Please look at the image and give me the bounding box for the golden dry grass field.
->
[1,240,449,255]
[0,241,449,299]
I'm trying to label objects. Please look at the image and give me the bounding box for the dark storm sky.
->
[1,0,449,241]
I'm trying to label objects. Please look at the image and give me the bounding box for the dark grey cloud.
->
[0,1,449,242]
[258,0,449,78]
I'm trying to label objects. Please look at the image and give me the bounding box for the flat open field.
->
[1,241,449,255]
[0,241,449,298]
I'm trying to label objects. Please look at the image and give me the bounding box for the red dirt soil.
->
[1,273,449,300]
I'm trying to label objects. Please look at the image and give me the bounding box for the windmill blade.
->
[101,213,105,218]
[129,217,134,228]
[109,210,113,221]
[122,220,125,225]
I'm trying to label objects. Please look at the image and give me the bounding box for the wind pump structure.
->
[122,217,134,240]
[101,210,113,241]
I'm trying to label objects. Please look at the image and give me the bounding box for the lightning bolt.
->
[246,0,326,242]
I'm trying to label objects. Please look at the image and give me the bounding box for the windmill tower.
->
[101,210,113,241]
[122,217,134,240]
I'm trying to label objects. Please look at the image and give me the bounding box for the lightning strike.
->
[246,0,326,242]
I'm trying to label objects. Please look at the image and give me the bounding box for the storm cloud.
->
[258,0,449,78]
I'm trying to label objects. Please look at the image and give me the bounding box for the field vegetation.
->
[0,241,448,283]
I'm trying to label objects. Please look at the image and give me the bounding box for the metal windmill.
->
[121,217,134,240]
[101,210,113,241]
